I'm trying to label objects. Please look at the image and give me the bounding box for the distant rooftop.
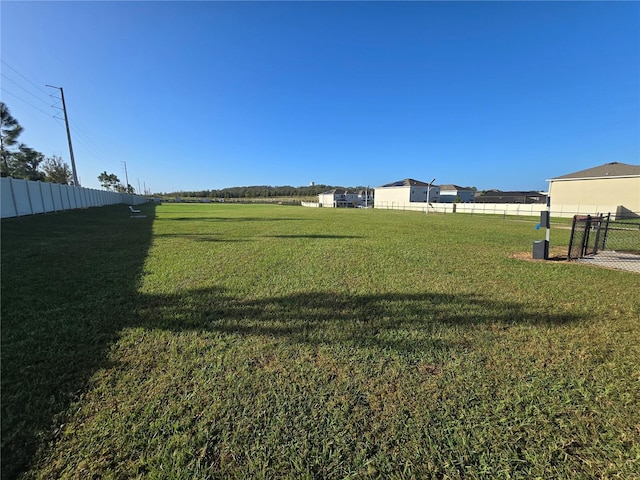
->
[440,184,473,191]
[320,188,347,194]
[379,178,433,188]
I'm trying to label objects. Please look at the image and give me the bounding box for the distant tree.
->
[98,171,121,190]
[42,155,73,184]
[8,145,45,181]
[1,102,24,176]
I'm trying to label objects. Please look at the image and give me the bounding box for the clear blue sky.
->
[1,1,638,194]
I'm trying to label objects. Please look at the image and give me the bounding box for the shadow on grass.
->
[161,216,309,222]
[153,232,252,242]
[265,234,363,239]
[0,204,157,480]
[0,204,583,479]
[135,288,584,354]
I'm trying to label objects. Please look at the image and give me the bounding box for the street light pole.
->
[426,178,436,214]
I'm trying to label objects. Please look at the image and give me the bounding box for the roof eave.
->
[547,174,640,182]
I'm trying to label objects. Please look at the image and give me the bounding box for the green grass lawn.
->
[2,203,639,479]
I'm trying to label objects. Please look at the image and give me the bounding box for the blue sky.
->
[1,1,638,193]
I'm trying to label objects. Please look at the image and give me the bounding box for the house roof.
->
[476,190,545,197]
[379,178,434,188]
[549,162,640,181]
[440,184,472,191]
[320,188,347,195]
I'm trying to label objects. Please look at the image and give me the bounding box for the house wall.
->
[345,193,359,206]
[439,189,475,203]
[375,186,440,206]
[409,186,440,202]
[549,177,640,213]
[374,186,410,207]
[318,193,335,207]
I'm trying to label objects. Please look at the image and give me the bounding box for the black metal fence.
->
[568,214,610,260]
[603,220,640,255]
[568,214,640,272]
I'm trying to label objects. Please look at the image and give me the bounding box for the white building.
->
[374,178,440,209]
[439,184,475,203]
[318,188,374,208]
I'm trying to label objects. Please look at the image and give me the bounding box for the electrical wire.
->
[1,73,51,108]
[2,60,132,179]
[0,87,55,118]
[1,59,52,98]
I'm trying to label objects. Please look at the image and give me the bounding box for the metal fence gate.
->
[568,213,640,272]
[568,214,610,260]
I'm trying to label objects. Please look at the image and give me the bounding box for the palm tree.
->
[1,102,24,176]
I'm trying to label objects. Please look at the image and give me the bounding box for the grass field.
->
[2,203,639,479]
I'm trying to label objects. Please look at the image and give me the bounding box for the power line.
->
[1,73,52,108]
[0,87,56,118]
[69,120,110,159]
[1,60,51,98]
[65,121,116,170]
[1,60,142,183]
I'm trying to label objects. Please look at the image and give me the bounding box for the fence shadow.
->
[0,203,157,480]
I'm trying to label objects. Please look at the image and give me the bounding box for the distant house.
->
[318,189,347,208]
[374,178,440,209]
[439,184,475,203]
[475,190,547,204]
[547,162,640,217]
[318,188,372,208]
[356,189,374,207]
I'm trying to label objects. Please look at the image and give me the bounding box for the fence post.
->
[8,177,19,217]
[568,215,580,260]
[25,179,34,215]
[37,181,46,213]
[59,184,65,210]
[50,182,57,212]
[582,215,592,257]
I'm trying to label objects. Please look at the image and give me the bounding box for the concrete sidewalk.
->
[577,251,640,273]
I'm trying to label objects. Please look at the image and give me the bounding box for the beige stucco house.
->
[547,162,640,218]
[374,178,440,210]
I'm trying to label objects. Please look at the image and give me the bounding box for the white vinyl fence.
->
[373,201,632,219]
[374,201,547,216]
[1,177,146,219]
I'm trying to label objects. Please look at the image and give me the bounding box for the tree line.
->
[0,102,74,184]
[97,171,136,194]
[166,185,368,199]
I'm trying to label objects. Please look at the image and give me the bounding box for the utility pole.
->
[121,161,129,191]
[46,85,79,186]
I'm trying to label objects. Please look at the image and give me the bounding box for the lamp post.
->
[426,178,436,214]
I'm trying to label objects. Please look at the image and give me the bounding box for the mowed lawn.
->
[1,203,639,479]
